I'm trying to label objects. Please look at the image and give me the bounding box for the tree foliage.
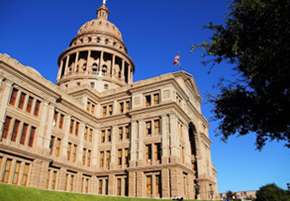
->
[192,0,290,150]
[256,183,290,201]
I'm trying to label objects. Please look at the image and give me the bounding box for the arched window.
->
[105,39,109,45]
[88,37,92,43]
[96,37,101,43]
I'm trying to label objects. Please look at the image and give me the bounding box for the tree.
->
[256,183,290,201]
[192,0,290,150]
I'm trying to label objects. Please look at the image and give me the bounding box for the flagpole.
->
[178,51,182,71]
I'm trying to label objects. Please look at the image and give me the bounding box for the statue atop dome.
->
[103,0,107,4]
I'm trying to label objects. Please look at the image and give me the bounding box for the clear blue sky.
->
[0,0,289,193]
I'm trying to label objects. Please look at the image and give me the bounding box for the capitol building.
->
[0,2,218,200]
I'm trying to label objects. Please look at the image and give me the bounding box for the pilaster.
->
[61,115,71,161]
[35,101,49,153]
[161,115,169,164]
[161,168,170,198]
[43,104,55,155]
[0,80,12,141]
[129,120,137,167]
[137,120,144,167]
[77,123,85,165]
[92,128,99,170]
[110,126,117,169]
[169,114,180,163]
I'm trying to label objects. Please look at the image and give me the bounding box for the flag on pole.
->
[173,54,180,66]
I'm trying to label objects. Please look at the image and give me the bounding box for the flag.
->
[173,54,181,66]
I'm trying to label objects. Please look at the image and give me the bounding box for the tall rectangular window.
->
[89,129,93,142]
[146,144,152,162]
[9,88,18,106]
[91,104,95,114]
[2,116,12,139]
[102,106,107,117]
[70,175,74,192]
[125,126,130,139]
[51,171,57,190]
[117,178,122,196]
[20,123,28,145]
[156,175,161,197]
[108,105,113,116]
[154,120,160,135]
[100,152,104,168]
[119,102,124,113]
[82,148,87,165]
[84,127,88,141]
[55,138,61,157]
[59,114,64,129]
[67,142,72,161]
[26,97,34,113]
[86,102,91,112]
[85,178,89,193]
[98,180,103,194]
[101,130,105,143]
[46,169,50,189]
[105,179,108,195]
[28,126,36,147]
[125,101,130,112]
[11,120,20,142]
[70,120,74,134]
[21,163,30,186]
[33,100,41,116]
[18,92,26,109]
[87,150,91,167]
[153,93,159,105]
[2,159,12,183]
[118,149,122,166]
[146,176,152,196]
[72,145,77,162]
[107,129,111,142]
[13,161,22,185]
[0,157,2,171]
[154,143,162,162]
[125,148,129,166]
[146,121,152,135]
[145,95,151,107]
[53,111,58,127]
[118,127,123,141]
[75,122,79,136]
[106,151,110,168]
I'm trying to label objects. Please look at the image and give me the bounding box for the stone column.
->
[92,128,99,171]
[183,125,191,167]
[129,120,137,167]
[77,123,85,166]
[136,171,145,197]
[127,66,131,84]
[108,174,116,195]
[57,60,64,81]
[29,159,43,188]
[35,101,49,153]
[121,59,125,81]
[110,126,117,169]
[0,80,12,141]
[161,168,170,198]
[128,171,136,197]
[58,167,67,191]
[75,51,79,73]
[61,115,71,161]
[99,51,104,73]
[43,104,55,155]
[64,56,70,76]
[169,114,180,163]
[137,120,144,167]
[170,167,181,197]
[161,115,169,164]
[86,50,91,74]
[38,160,50,189]
[111,55,115,77]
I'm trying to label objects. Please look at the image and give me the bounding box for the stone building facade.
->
[0,3,218,200]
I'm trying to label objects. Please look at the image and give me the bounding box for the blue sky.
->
[0,0,289,193]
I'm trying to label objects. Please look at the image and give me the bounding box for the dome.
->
[77,19,123,42]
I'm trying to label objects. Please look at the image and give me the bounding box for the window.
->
[2,159,12,183]
[107,129,111,142]
[59,114,64,129]
[125,101,130,112]
[118,149,122,166]
[67,142,72,161]
[96,37,101,43]
[11,120,20,142]
[55,138,61,157]
[146,121,152,135]
[100,151,104,168]
[46,170,50,189]
[98,180,103,194]
[87,150,91,166]
[51,171,57,190]
[117,178,121,196]
[154,143,161,162]
[89,128,93,142]
[28,127,36,147]
[101,130,105,143]
[75,122,79,136]
[21,163,30,186]
[153,93,159,105]
[0,157,2,171]
[70,120,74,134]
[2,116,12,139]
[108,105,113,115]
[145,95,151,107]
[146,176,152,196]
[9,88,18,106]
[50,136,55,154]
[34,100,41,116]
[102,106,107,117]
[18,92,26,109]
[20,123,28,145]
[105,179,109,195]
[156,175,161,197]
[12,161,21,184]
[91,104,95,114]
[70,175,74,192]
[106,151,110,168]
[72,145,77,162]
[104,84,108,90]
[118,127,123,141]
[82,148,86,165]
[86,102,91,112]
[154,120,160,135]
[53,111,58,127]
[125,148,129,166]
[84,127,88,141]
[146,144,152,162]
[26,97,34,113]
[91,82,95,88]
[125,126,130,139]
[119,102,124,113]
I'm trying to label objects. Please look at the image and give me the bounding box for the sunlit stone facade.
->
[0,3,218,200]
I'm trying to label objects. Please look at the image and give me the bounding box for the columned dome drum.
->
[57,3,135,92]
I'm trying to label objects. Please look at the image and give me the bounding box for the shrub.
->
[256,183,290,201]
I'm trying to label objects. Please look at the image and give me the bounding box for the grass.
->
[0,183,217,201]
